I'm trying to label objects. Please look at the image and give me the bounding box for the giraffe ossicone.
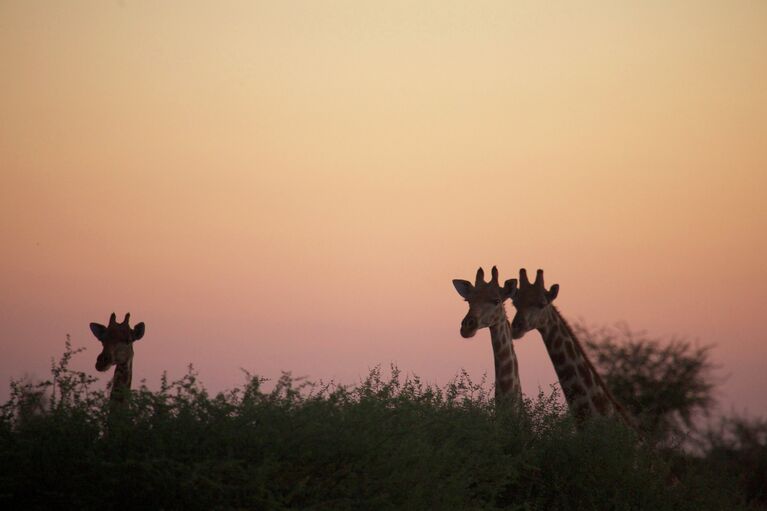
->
[510,269,633,426]
[89,312,146,405]
[452,266,522,405]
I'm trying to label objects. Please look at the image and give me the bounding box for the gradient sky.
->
[1,1,766,415]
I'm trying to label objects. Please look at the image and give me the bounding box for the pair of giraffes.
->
[88,267,630,426]
[453,266,633,427]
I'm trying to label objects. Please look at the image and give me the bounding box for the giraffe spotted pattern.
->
[453,266,522,406]
[511,269,634,427]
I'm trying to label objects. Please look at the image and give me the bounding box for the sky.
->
[1,1,766,415]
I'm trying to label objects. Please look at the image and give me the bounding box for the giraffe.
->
[89,312,146,405]
[510,269,633,426]
[452,266,522,406]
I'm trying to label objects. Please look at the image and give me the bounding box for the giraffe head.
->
[89,312,145,372]
[510,269,559,339]
[452,266,517,338]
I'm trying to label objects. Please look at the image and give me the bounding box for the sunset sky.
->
[1,1,766,415]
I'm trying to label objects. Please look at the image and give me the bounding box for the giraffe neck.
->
[538,306,628,423]
[489,315,522,405]
[110,358,133,404]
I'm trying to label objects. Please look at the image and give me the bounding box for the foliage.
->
[697,414,767,506]
[0,341,756,510]
[575,323,718,444]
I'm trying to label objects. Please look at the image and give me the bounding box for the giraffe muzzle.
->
[510,317,526,339]
[95,353,113,372]
[460,316,478,338]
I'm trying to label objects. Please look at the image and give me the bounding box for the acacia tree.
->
[574,323,718,444]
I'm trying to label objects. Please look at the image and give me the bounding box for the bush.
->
[0,341,755,510]
[575,323,717,445]
[698,414,767,506]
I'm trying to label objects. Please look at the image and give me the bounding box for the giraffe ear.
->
[452,279,473,299]
[132,322,146,341]
[90,323,107,341]
[502,279,518,300]
[546,284,560,303]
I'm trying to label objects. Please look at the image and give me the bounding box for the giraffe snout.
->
[95,353,112,372]
[460,316,478,338]
[511,316,526,339]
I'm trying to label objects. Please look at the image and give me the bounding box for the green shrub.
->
[0,341,755,510]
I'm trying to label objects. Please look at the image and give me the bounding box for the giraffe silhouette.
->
[453,266,522,406]
[510,269,633,426]
[89,312,146,405]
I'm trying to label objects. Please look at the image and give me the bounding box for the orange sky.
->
[1,1,766,415]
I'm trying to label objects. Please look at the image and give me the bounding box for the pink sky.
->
[1,1,766,415]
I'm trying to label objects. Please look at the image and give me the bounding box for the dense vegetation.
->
[0,338,763,510]
[577,322,717,446]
